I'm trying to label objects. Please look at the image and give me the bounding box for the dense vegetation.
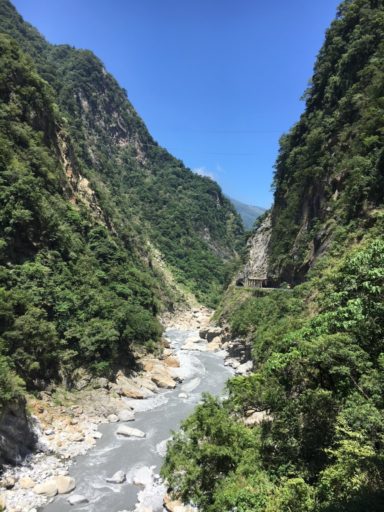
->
[0,0,243,412]
[162,1,384,510]
[0,35,163,398]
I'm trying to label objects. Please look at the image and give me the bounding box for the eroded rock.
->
[116,425,145,438]
[67,494,88,505]
[33,480,58,497]
[106,470,126,484]
[118,410,134,422]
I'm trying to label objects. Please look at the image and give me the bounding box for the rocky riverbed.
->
[0,307,253,512]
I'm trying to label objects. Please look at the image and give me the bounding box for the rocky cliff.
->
[236,213,272,287]
[0,400,38,467]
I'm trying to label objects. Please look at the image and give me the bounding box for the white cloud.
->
[192,167,216,181]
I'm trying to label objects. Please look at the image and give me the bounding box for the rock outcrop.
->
[0,400,38,467]
[236,213,272,288]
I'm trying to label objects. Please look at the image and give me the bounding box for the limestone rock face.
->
[163,356,180,368]
[199,327,222,342]
[164,494,197,512]
[236,360,253,375]
[0,399,37,467]
[236,213,272,287]
[244,411,270,426]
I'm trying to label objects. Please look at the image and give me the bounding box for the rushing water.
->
[43,328,232,512]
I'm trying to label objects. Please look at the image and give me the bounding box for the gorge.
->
[1,0,384,511]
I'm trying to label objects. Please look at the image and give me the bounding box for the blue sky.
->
[13,0,340,208]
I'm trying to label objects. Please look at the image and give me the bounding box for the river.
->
[43,327,232,512]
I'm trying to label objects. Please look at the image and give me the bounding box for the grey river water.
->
[43,328,232,512]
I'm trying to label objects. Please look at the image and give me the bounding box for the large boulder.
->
[55,475,76,494]
[115,373,153,399]
[236,361,253,375]
[133,376,158,392]
[67,494,88,505]
[199,326,222,342]
[118,409,135,422]
[106,470,126,484]
[163,356,180,368]
[244,410,272,426]
[116,425,145,438]
[150,368,176,389]
[206,336,222,352]
[164,495,197,512]
[19,476,35,489]
[33,480,58,497]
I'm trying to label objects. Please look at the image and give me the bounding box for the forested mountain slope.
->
[268,0,384,283]
[163,1,384,511]
[0,0,243,306]
[0,0,243,426]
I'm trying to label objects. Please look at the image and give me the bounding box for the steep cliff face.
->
[0,400,38,466]
[236,214,272,287]
[267,0,384,284]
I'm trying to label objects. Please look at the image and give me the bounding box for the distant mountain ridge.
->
[228,197,266,230]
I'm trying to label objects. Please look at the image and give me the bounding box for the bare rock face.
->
[164,494,197,512]
[163,356,180,368]
[236,361,253,375]
[236,213,272,287]
[243,411,271,426]
[0,399,38,468]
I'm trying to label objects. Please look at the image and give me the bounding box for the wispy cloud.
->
[192,167,216,181]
